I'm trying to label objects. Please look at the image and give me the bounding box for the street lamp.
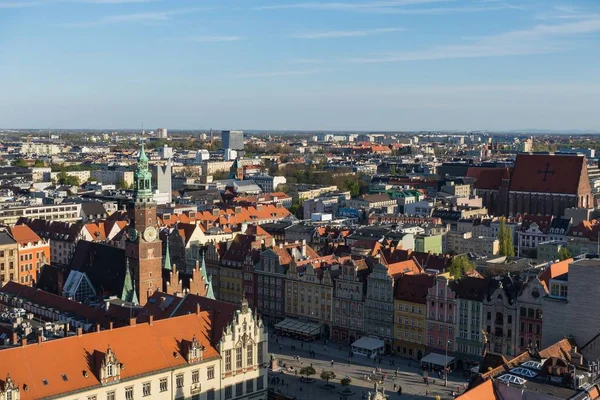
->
[444,339,450,387]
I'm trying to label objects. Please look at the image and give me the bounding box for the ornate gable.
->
[186,335,205,364]
[99,345,121,385]
[0,374,19,400]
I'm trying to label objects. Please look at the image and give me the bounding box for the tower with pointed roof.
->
[125,139,163,305]
[228,157,243,180]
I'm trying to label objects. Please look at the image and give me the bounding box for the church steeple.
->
[205,275,215,300]
[121,261,139,305]
[200,250,208,282]
[164,241,172,271]
[133,140,154,202]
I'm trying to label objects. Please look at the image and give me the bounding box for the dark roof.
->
[450,277,489,301]
[36,264,70,295]
[80,201,107,216]
[467,167,510,191]
[139,291,240,346]
[510,154,588,194]
[394,274,435,304]
[431,210,461,221]
[0,230,16,246]
[69,241,127,298]
[16,217,84,242]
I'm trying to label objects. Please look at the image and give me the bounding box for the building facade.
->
[483,277,520,358]
[332,259,367,344]
[0,229,18,288]
[364,263,396,352]
[426,276,457,358]
[8,225,50,286]
[394,274,434,360]
[516,277,546,353]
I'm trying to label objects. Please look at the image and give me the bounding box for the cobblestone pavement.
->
[268,334,470,400]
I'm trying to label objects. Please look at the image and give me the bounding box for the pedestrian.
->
[393,383,397,391]
[426,389,429,396]
[331,360,334,367]
[301,342,304,348]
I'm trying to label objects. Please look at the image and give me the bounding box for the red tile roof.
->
[456,379,497,400]
[510,154,588,194]
[0,312,218,400]
[539,258,571,289]
[467,167,510,191]
[8,225,43,245]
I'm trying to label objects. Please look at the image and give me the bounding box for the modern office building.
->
[222,130,244,151]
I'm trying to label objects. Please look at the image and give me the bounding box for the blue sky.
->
[1,0,600,131]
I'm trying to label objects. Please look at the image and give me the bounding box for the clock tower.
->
[125,141,163,305]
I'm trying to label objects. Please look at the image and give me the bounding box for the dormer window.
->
[1,374,19,400]
[186,335,205,364]
[99,345,121,384]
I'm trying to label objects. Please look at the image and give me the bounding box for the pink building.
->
[426,276,458,365]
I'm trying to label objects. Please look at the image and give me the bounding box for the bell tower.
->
[125,140,163,305]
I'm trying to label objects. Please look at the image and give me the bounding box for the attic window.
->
[42,379,48,386]
[61,374,68,381]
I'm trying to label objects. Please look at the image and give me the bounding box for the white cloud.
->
[254,0,449,11]
[58,7,204,27]
[163,35,243,43]
[291,27,404,39]
[222,68,333,78]
[347,17,600,63]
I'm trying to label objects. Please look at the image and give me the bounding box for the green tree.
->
[558,247,572,261]
[12,158,28,167]
[320,370,336,384]
[341,377,352,388]
[448,256,475,278]
[497,217,515,257]
[117,179,130,190]
[57,171,80,186]
[300,366,316,379]
[33,159,45,168]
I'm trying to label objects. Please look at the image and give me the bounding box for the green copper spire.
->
[205,274,215,300]
[133,139,153,201]
[164,241,172,271]
[121,261,139,305]
[200,251,208,282]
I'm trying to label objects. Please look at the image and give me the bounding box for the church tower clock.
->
[125,141,163,305]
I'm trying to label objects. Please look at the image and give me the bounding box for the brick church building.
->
[471,153,592,217]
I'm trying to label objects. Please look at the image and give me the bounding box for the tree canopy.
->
[449,256,475,278]
[497,217,515,257]
[320,370,336,383]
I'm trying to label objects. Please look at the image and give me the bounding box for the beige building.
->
[441,182,471,197]
[445,231,499,256]
[285,259,334,337]
[48,170,91,184]
[0,298,268,400]
[0,229,18,287]
[91,169,134,186]
[0,204,82,225]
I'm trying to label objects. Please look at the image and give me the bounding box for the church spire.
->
[121,261,139,305]
[200,250,208,282]
[133,139,153,201]
[205,274,215,300]
[164,240,172,271]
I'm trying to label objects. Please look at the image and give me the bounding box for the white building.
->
[250,174,286,193]
[157,127,168,139]
[158,145,174,160]
[197,149,210,162]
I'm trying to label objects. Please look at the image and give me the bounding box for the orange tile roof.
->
[8,225,42,245]
[539,258,571,288]
[388,259,421,279]
[0,313,219,400]
[84,223,106,240]
[456,379,497,400]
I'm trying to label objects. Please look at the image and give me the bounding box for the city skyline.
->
[1,0,600,130]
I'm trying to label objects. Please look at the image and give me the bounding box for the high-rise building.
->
[222,130,244,150]
[156,127,168,139]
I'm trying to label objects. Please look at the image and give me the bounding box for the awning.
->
[351,337,385,351]
[274,318,321,337]
[420,352,455,367]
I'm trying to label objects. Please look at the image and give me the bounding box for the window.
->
[257,342,264,364]
[225,385,233,400]
[247,378,254,393]
[106,364,113,377]
[508,315,512,324]
[207,365,215,380]
[176,373,184,388]
[106,392,115,400]
[236,347,243,369]
[142,382,151,397]
[88,396,97,400]
[125,387,134,400]
[225,350,232,371]
[236,382,244,396]
[247,344,253,366]
[207,389,215,400]
[160,378,168,392]
[192,370,199,384]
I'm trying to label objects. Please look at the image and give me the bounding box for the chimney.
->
[38,335,43,345]
[21,338,27,347]
[77,327,83,337]
[129,318,136,327]
[195,303,201,315]
[12,332,18,345]
[96,324,101,333]
[149,315,154,326]
[109,321,114,331]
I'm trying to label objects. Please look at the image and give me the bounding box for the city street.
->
[268,334,469,400]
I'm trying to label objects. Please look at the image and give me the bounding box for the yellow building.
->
[285,259,334,338]
[393,274,434,360]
